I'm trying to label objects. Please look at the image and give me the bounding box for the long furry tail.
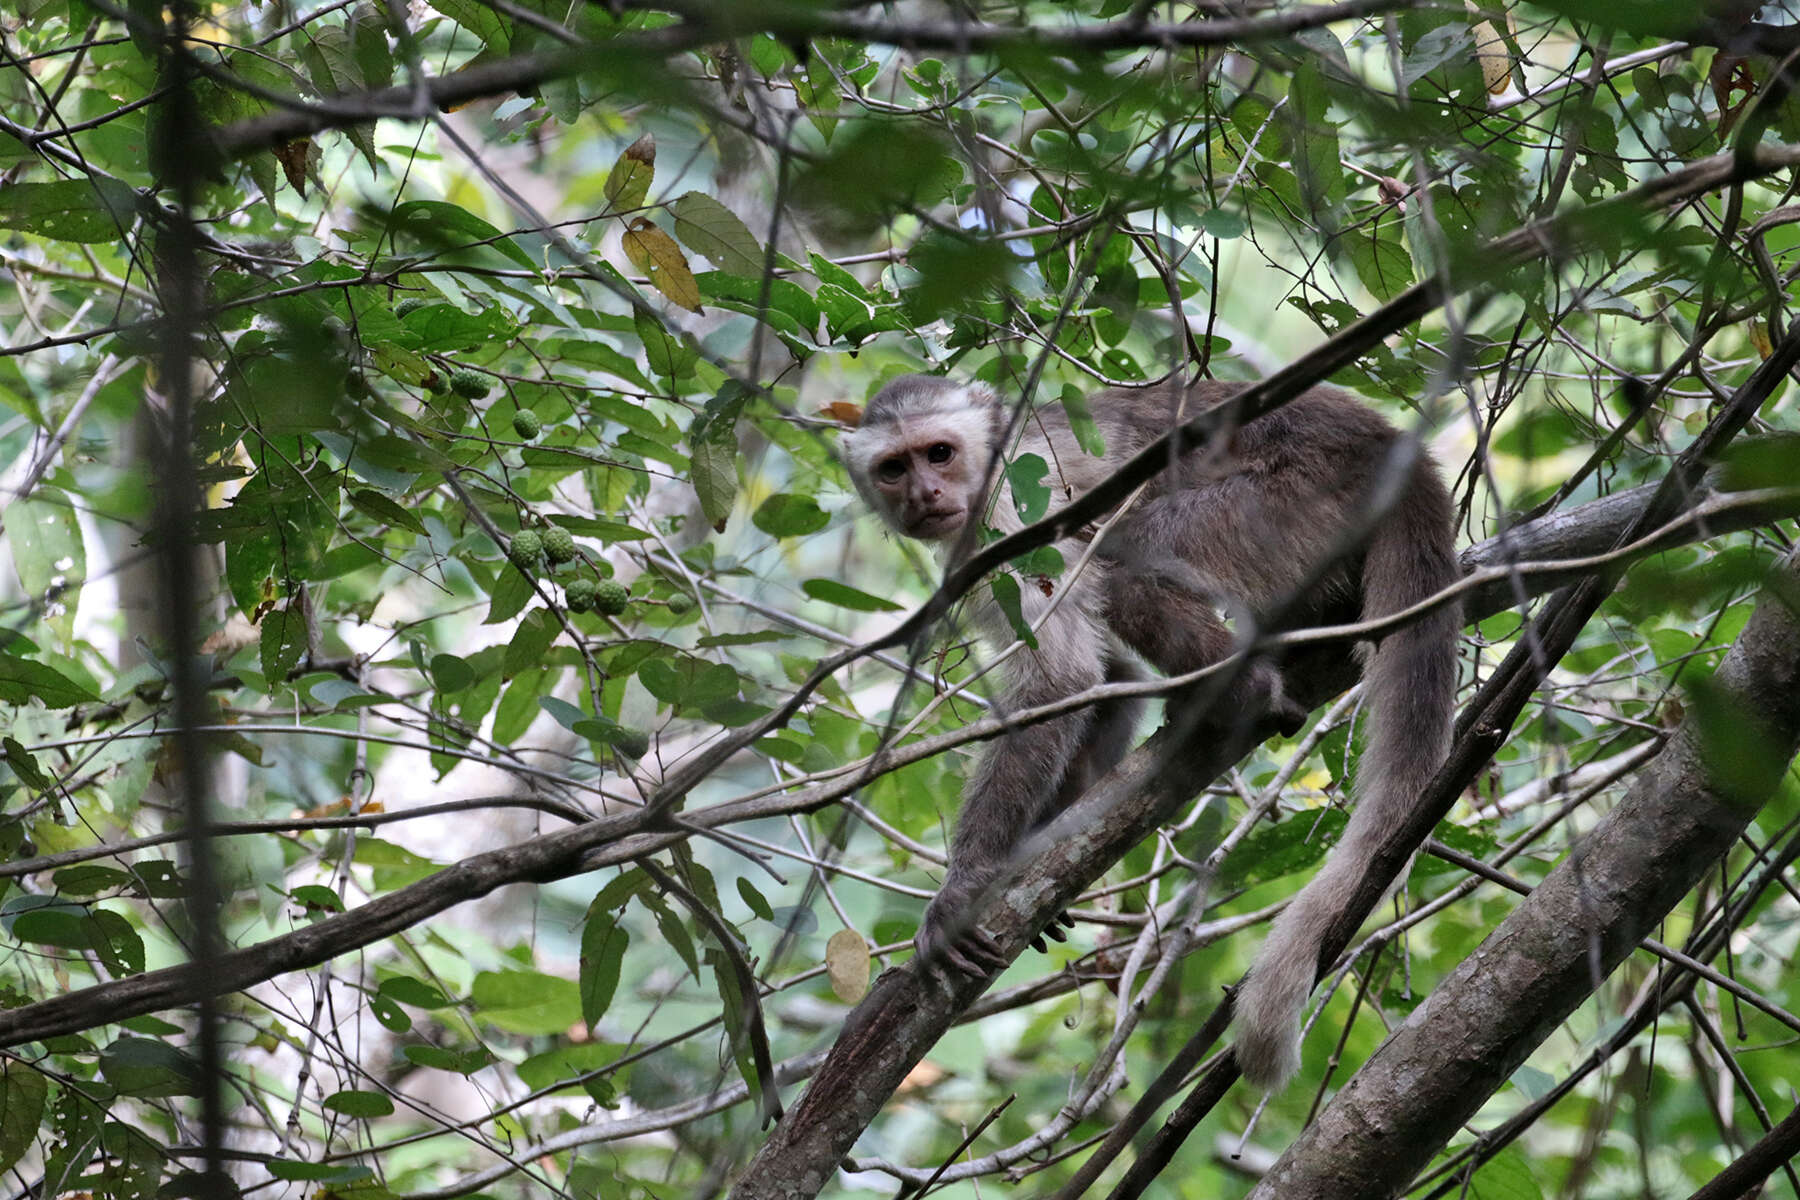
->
[1232,472,1458,1091]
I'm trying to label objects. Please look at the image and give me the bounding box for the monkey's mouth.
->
[908,508,966,538]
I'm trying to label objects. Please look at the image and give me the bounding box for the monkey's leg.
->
[1106,572,1307,736]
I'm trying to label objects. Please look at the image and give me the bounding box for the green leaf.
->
[2,737,50,792]
[1344,221,1414,303]
[260,608,307,685]
[604,134,656,214]
[0,179,137,243]
[1006,453,1051,524]
[347,487,426,535]
[401,1045,494,1075]
[386,200,533,269]
[1526,0,1698,37]
[423,0,511,50]
[51,865,128,896]
[801,578,903,612]
[379,976,451,1009]
[503,609,559,679]
[689,441,737,530]
[1199,208,1247,239]
[988,573,1037,649]
[4,492,85,641]
[736,877,774,920]
[639,659,740,708]
[0,654,99,707]
[752,493,831,538]
[1469,1146,1545,1199]
[518,1042,624,1106]
[483,563,534,625]
[98,1036,202,1098]
[267,1160,375,1184]
[0,1062,48,1175]
[429,652,474,693]
[579,909,629,1031]
[469,969,582,1035]
[82,909,144,976]
[670,192,765,277]
[322,1090,395,1118]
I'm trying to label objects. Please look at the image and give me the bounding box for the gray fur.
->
[846,376,1458,1086]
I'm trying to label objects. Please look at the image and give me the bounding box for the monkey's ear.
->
[819,400,864,427]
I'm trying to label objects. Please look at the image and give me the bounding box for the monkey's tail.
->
[1232,473,1459,1091]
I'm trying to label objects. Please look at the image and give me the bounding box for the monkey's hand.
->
[915,885,1010,979]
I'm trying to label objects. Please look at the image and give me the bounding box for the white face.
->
[846,405,993,541]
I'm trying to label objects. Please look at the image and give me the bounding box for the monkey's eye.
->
[926,442,955,465]
[876,458,906,483]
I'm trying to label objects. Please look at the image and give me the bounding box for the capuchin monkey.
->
[842,374,1458,1091]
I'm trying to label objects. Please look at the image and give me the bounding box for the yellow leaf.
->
[1466,3,1519,97]
[623,221,703,313]
[604,133,655,214]
[825,929,870,1003]
[1471,20,1509,95]
[1751,320,1773,360]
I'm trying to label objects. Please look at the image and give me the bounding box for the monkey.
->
[841,373,1459,1091]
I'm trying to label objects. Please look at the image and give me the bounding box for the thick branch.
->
[1246,549,1800,1200]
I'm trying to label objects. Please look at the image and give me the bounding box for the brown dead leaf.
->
[273,139,311,196]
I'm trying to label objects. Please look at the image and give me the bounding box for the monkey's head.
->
[842,376,1002,542]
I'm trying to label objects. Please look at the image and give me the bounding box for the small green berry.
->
[542,526,576,563]
[665,592,694,616]
[592,579,630,617]
[512,409,542,440]
[507,530,543,568]
[395,297,428,317]
[564,577,598,612]
[449,369,490,400]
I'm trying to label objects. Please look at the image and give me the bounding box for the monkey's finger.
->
[956,931,1010,975]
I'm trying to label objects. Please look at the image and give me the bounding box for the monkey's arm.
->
[917,581,1114,977]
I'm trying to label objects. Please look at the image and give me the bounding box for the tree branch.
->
[1246,546,1800,1199]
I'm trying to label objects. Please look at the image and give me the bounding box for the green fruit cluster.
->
[665,592,694,615]
[512,409,542,439]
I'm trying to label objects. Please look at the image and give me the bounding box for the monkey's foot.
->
[1029,909,1076,952]
[915,903,1009,979]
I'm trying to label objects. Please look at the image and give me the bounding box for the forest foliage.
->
[2,0,1800,1197]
